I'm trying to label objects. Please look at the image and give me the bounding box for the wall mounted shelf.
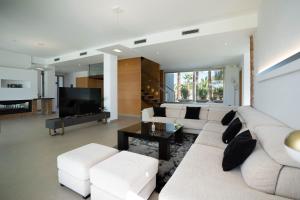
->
[0,79,31,88]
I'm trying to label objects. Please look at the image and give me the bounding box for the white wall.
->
[37,71,42,97]
[44,67,57,111]
[254,0,300,129]
[104,53,118,120]
[0,49,41,101]
[0,67,38,100]
[224,65,240,106]
[0,49,31,68]
[242,53,251,106]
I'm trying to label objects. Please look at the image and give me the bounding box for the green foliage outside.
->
[197,77,208,100]
[213,87,223,100]
[181,85,189,100]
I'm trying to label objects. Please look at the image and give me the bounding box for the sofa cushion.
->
[166,107,183,118]
[160,103,184,109]
[159,144,288,200]
[195,130,227,149]
[203,121,228,133]
[241,143,282,194]
[222,131,256,171]
[255,126,300,168]
[153,107,166,117]
[235,112,246,124]
[276,166,300,199]
[152,117,176,124]
[237,106,284,132]
[184,106,201,119]
[176,118,207,130]
[222,110,236,125]
[208,107,233,122]
[222,118,242,144]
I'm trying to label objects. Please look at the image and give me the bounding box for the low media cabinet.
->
[45,112,110,136]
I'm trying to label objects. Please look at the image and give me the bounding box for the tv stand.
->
[45,112,110,136]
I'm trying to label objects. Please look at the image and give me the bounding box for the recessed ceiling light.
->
[113,49,122,53]
[224,42,229,46]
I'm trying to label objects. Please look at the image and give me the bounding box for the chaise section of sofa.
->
[159,144,288,200]
[159,106,300,200]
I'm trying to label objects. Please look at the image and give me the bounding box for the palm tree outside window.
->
[165,68,224,103]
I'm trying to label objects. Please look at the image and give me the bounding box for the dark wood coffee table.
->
[118,122,183,160]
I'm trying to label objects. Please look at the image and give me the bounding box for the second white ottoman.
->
[57,143,118,198]
[90,151,158,200]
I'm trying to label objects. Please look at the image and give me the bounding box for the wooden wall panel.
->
[76,77,89,88]
[141,58,160,109]
[118,58,142,116]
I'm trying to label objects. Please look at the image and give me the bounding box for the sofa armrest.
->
[142,107,154,122]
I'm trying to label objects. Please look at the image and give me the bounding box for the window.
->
[174,72,193,101]
[165,69,224,103]
[196,71,209,102]
[211,69,224,102]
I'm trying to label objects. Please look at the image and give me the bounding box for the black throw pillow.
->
[153,107,166,117]
[221,110,236,125]
[222,118,242,144]
[184,107,201,120]
[222,130,257,171]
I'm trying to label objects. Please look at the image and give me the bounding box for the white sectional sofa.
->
[142,104,300,200]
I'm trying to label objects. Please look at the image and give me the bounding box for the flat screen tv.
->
[59,87,101,118]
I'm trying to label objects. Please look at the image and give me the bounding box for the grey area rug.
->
[127,133,197,192]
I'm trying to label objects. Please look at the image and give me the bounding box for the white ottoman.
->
[90,151,158,200]
[57,143,118,198]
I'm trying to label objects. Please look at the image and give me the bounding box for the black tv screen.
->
[59,87,101,118]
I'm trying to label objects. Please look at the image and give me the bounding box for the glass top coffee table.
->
[118,122,183,160]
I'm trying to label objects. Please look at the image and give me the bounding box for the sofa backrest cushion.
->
[237,106,284,132]
[207,107,233,121]
[276,166,300,199]
[254,126,300,168]
[241,143,282,194]
[166,107,183,118]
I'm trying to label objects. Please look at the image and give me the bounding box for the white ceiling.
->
[0,0,260,58]
[54,28,254,73]
[54,54,103,73]
[134,29,254,71]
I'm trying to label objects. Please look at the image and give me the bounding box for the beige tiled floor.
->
[0,114,159,200]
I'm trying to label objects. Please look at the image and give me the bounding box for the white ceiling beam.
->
[121,13,257,48]
[46,13,257,65]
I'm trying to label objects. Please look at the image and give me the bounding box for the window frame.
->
[164,67,225,103]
